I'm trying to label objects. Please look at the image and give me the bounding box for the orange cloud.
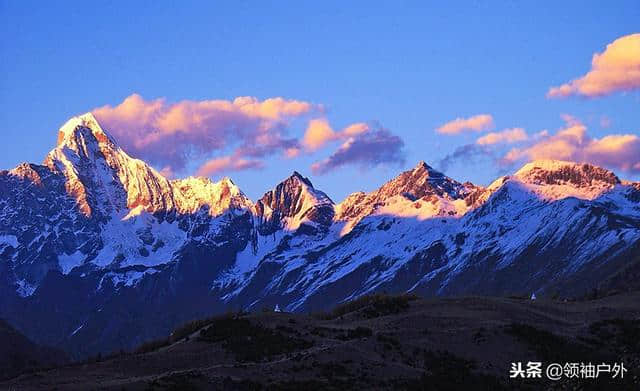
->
[303,119,335,150]
[547,33,640,98]
[302,119,369,150]
[503,116,640,173]
[436,114,494,135]
[93,94,317,173]
[476,128,528,145]
[196,156,264,176]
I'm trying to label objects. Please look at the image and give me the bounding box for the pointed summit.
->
[220,176,235,185]
[44,112,181,217]
[43,113,256,219]
[287,171,315,188]
[409,160,446,180]
[56,112,116,148]
[45,112,125,179]
[255,171,334,234]
[335,160,476,226]
[413,160,430,170]
[380,160,466,200]
[47,112,123,172]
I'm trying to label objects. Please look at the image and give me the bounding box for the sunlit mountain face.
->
[1,114,639,358]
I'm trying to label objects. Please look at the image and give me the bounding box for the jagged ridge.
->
[0,113,638,360]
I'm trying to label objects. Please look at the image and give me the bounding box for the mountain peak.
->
[413,160,430,170]
[334,160,473,226]
[266,170,332,206]
[410,160,444,178]
[516,159,577,174]
[381,160,465,200]
[515,160,620,187]
[47,112,123,178]
[287,171,314,188]
[255,171,333,234]
[215,176,245,198]
[172,175,252,216]
[56,112,114,147]
[219,176,236,186]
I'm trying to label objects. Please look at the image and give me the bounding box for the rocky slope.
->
[0,113,639,358]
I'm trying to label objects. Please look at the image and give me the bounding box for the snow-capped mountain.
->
[2,114,253,288]
[1,114,639,358]
[254,171,334,235]
[335,161,477,233]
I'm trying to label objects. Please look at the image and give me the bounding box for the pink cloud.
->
[302,119,369,150]
[93,94,317,173]
[92,94,406,178]
[502,116,640,173]
[476,128,528,145]
[436,114,494,135]
[283,147,301,158]
[195,155,264,177]
[547,33,640,98]
[311,125,405,175]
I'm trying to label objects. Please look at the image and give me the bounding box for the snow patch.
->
[98,268,159,290]
[58,251,85,274]
[92,209,187,268]
[0,234,18,248]
[15,279,36,297]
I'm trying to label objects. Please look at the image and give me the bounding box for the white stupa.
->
[274,304,281,312]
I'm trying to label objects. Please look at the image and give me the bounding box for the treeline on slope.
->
[132,292,418,356]
[134,311,243,355]
[315,293,419,320]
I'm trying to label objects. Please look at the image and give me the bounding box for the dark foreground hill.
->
[3,292,639,390]
[0,319,68,381]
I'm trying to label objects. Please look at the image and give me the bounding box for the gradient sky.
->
[1,1,639,201]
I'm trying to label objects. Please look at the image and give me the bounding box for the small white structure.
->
[530,293,537,301]
[274,304,281,312]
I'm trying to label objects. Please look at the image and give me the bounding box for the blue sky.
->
[1,1,639,201]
